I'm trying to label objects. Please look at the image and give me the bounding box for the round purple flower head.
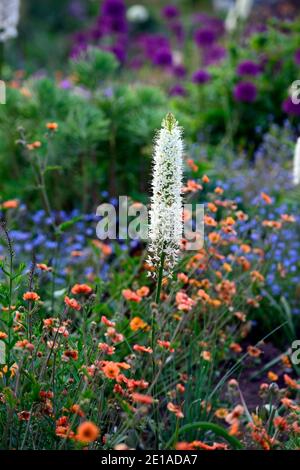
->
[282,97,300,116]
[234,82,257,103]
[192,69,211,84]
[294,49,300,66]
[194,28,216,48]
[153,47,173,67]
[169,84,186,97]
[162,5,179,20]
[102,0,125,17]
[173,64,187,79]
[237,60,261,77]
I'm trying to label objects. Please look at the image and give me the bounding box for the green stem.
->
[151,251,165,450]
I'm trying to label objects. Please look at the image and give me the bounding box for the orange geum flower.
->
[223,263,232,273]
[46,122,58,131]
[157,340,175,353]
[176,383,185,394]
[186,158,198,172]
[70,404,85,417]
[136,286,150,298]
[71,283,92,295]
[274,416,288,432]
[197,289,210,303]
[102,361,120,380]
[98,343,115,355]
[240,244,251,254]
[207,202,217,212]
[131,393,154,404]
[129,316,148,331]
[167,402,184,418]
[281,214,296,223]
[215,408,229,419]
[247,345,262,358]
[280,398,299,411]
[101,315,116,327]
[208,232,221,244]
[260,192,272,204]
[76,421,100,443]
[37,263,52,272]
[122,289,142,303]
[201,350,212,362]
[214,186,224,195]
[182,180,203,193]
[64,296,81,311]
[2,199,19,209]
[204,215,217,227]
[230,343,242,353]
[0,331,8,340]
[225,405,244,425]
[177,272,189,284]
[283,374,300,390]
[267,371,278,382]
[250,271,265,283]
[133,344,153,354]
[23,291,40,302]
[202,174,210,183]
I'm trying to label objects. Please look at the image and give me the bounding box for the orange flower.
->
[247,345,262,358]
[202,174,210,183]
[2,199,19,209]
[64,296,81,311]
[76,421,100,443]
[98,343,115,355]
[36,263,52,272]
[71,283,92,295]
[260,192,272,204]
[133,344,153,354]
[129,316,148,331]
[273,416,288,432]
[215,408,228,419]
[46,122,58,131]
[70,404,85,417]
[23,291,40,302]
[250,271,265,283]
[284,374,300,390]
[101,315,116,327]
[0,331,8,340]
[102,361,120,380]
[136,286,150,298]
[267,371,278,382]
[122,289,142,303]
[214,186,224,195]
[177,272,189,284]
[208,232,220,244]
[176,383,185,394]
[201,350,211,362]
[167,402,184,418]
[182,180,203,193]
[204,215,217,227]
[131,393,154,404]
[157,340,175,353]
[230,343,242,353]
[192,440,227,450]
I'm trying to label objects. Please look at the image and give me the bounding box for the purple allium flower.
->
[203,44,227,66]
[282,97,300,116]
[173,64,186,78]
[294,49,300,66]
[102,0,126,17]
[162,5,179,20]
[194,28,216,48]
[234,81,257,103]
[153,47,173,67]
[192,69,211,84]
[237,60,261,76]
[169,84,186,97]
[59,79,72,90]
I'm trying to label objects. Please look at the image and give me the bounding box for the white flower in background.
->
[148,113,183,277]
[293,137,300,186]
[0,0,20,42]
[225,0,253,31]
[236,0,254,19]
[127,4,149,23]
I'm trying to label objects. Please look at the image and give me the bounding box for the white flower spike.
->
[0,0,20,42]
[293,137,300,186]
[148,113,183,278]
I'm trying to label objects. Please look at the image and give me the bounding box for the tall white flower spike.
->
[293,137,300,186]
[148,113,183,278]
[0,0,20,42]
